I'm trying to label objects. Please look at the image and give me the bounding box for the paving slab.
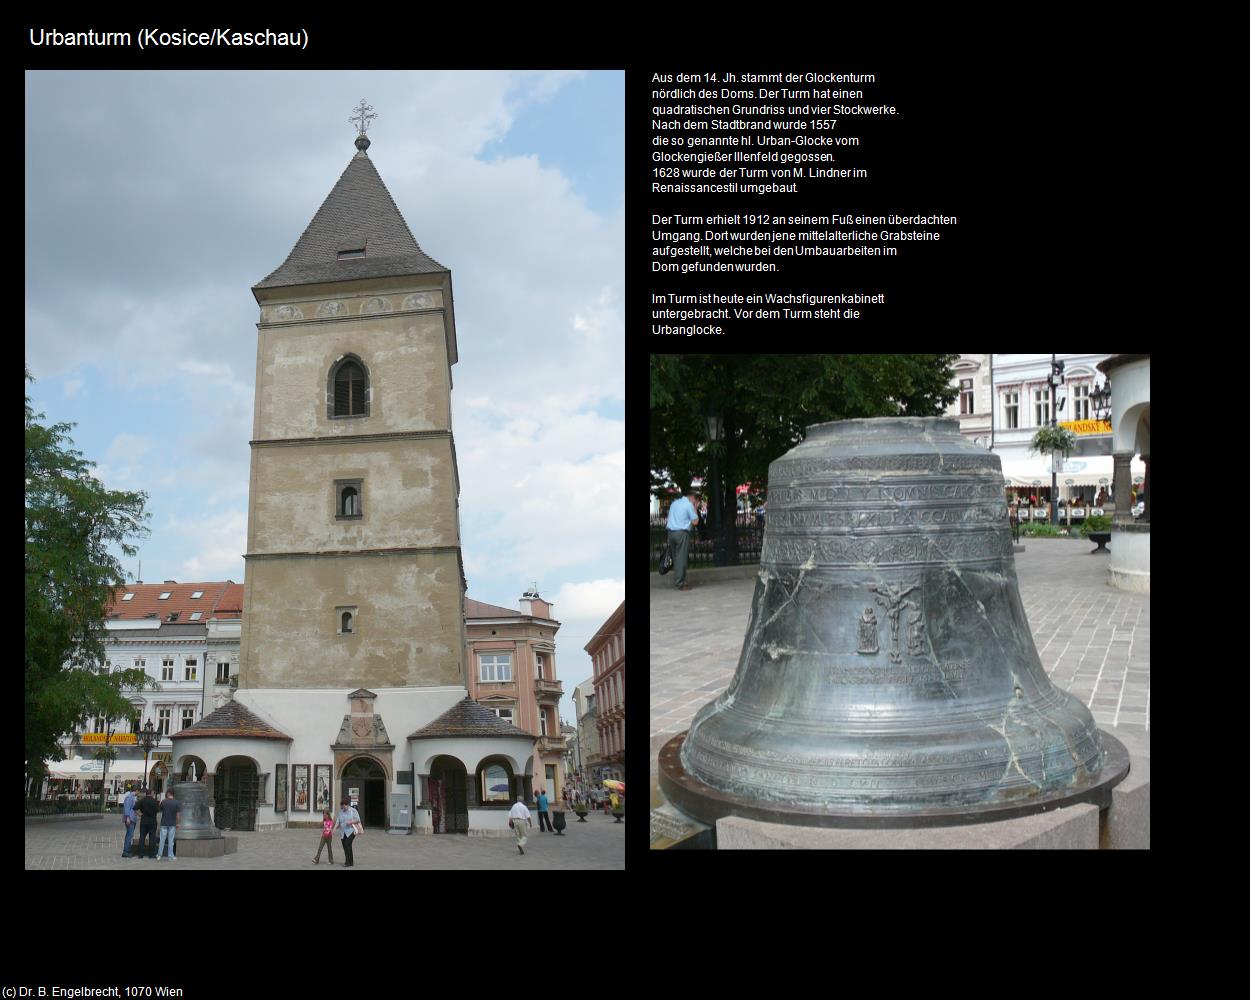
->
[25,813,625,870]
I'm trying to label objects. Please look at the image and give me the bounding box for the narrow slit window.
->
[341,611,354,634]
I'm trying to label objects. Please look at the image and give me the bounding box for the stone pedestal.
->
[174,836,239,858]
[1108,521,1150,593]
[716,803,1101,849]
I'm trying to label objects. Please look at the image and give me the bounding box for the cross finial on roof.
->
[350,99,377,152]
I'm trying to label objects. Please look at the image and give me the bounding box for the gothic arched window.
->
[328,357,369,418]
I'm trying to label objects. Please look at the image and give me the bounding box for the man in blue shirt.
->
[121,785,137,858]
[666,491,699,590]
[535,787,552,832]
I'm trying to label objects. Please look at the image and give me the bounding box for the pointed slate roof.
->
[170,700,292,742]
[254,149,447,292]
[407,698,536,741]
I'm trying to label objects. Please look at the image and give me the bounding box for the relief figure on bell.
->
[857,607,879,654]
[905,601,927,657]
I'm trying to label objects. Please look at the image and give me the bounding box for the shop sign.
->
[1059,419,1112,435]
[153,752,172,764]
[1092,508,1105,516]
[82,733,137,744]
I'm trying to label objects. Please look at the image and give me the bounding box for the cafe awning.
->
[999,455,1144,488]
[44,757,148,780]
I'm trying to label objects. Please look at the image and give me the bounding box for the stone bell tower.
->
[239,101,467,691]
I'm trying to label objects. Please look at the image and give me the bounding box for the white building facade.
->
[990,353,1143,504]
[46,581,244,798]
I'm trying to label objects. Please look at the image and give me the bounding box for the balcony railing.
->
[536,734,567,753]
[534,678,563,700]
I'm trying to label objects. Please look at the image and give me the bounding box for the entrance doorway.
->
[341,757,387,828]
[214,756,258,831]
[429,756,468,834]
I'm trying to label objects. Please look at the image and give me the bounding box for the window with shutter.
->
[329,358,369,418]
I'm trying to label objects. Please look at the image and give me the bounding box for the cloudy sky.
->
[25,70,624,725]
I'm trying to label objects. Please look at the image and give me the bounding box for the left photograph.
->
[26,70,624,869]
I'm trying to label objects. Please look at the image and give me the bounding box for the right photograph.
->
[649,354,1150,850]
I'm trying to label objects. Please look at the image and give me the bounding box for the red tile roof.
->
[106,581,236,622]
[212,583,244,618]
[407,698,535,740]
[170,700,291,742]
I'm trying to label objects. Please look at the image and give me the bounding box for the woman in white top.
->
[337,797,362,868]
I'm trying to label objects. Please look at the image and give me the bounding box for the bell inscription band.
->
[659,417,1129,828]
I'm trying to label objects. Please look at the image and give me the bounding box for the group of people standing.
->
[121,786,180,860]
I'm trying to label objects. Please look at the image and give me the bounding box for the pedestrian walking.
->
[536,787,553,832]
[312,809,335,864]
[121,785,137,858]
[508,794,533,854]
[337,797,362,868]
[157,789,181,860]
[666,489,699,591]
[136,787,159,858]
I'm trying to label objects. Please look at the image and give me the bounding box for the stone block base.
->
[1100,754,1149,849]
[716,803,1101,849]
[175,836,238,857]
[1108,567,1150,593]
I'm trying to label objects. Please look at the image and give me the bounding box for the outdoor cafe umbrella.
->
[603,780,625,792]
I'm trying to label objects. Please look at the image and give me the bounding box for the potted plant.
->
[573,799,589,822]
[1029,424,1077,460]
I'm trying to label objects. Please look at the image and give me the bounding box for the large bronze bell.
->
[660,417,1128,827]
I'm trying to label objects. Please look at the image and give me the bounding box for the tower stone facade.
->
[239,139,467,690]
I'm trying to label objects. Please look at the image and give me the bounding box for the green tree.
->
[650,355,960,559]
[25,369,153,796]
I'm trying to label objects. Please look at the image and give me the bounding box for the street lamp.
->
[137,719,159,793]
[704,404,729,567]
[1049,356,1065,526]
[1091,380,1112,422]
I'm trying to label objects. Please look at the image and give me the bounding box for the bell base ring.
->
[658,730,1130,831]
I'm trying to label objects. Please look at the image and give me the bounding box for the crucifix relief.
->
[868,582,918,663]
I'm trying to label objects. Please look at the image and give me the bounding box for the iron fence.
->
[650,513,766,569]
[25,798,107,816]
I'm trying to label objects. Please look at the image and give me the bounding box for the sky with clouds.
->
[25,70,623,725]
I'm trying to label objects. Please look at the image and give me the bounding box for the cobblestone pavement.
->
[651,536,1149,778]
[25,812,625,870]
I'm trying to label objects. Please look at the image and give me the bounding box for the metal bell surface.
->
[661,417,1128,827]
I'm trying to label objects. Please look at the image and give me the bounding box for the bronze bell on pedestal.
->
[660,417,1128,827]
